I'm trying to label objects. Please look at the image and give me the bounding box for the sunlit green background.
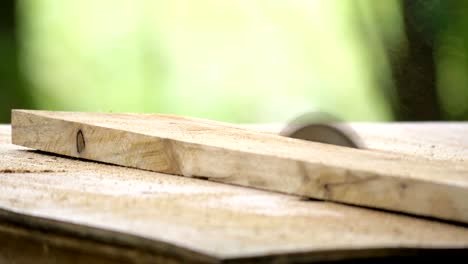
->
[2,0,468,123]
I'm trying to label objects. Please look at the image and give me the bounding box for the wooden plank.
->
[10,110,468,224]
[2,124,468,262]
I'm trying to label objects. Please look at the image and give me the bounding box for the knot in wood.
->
[76,130,86,153]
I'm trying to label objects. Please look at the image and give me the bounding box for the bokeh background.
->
[1,0,468,123]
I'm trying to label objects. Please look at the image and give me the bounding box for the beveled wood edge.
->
[0,207,217,264]
[2,206,468,263]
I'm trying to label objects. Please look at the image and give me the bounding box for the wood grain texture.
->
[2,125,468,262]
[10,110,468,224]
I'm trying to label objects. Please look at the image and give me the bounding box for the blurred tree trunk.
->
[0,0,33,123]
[389,0,442,121]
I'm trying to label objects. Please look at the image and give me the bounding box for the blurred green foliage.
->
[435,1,468,119]
[0,0,33,122]
[1,0,468,123]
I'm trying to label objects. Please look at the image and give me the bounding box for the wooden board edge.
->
[222,247,468,264]
[0,207,218,264]
[2,206,468,264]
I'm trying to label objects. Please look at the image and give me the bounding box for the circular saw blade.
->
[280,112,362,149]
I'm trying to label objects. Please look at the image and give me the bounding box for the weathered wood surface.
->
[11,110,468,224]
[2,124,468,262]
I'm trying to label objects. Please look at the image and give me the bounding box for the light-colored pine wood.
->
[2,124,468,262]
[11,110,468,224]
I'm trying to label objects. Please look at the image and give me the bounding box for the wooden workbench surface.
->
[1,123,468,263]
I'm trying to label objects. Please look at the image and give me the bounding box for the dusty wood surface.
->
[11,110,468,223]
[246,122,468,162]
[2,124,468,262]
